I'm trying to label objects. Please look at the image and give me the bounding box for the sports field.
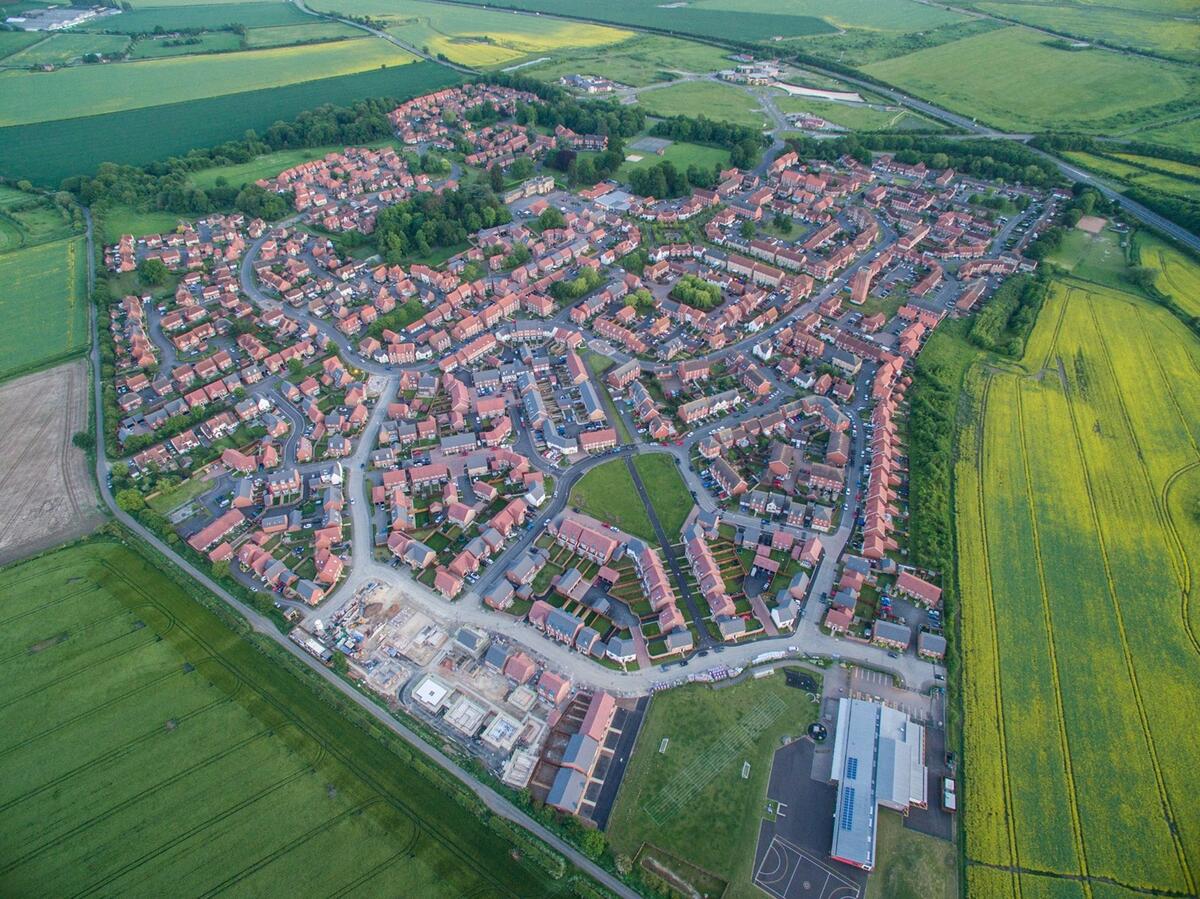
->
[637,81,768,130]
[954,273,1200,896]
[0,539,572,896]
[569,458,654,542]
[618,140,728,180]
[632,453,693,541]
[863,26,1198,133]
[0,237,88,380]
[0,37,415,127]
[0,61,462,186]
[519,34,731,87]
[607,673,819,898]
[318,0,631,68]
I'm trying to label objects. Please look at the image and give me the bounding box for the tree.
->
[740,220,757,240]
[72,431,94,451]
[615,854,633,876]
[138,258,169,286]
[773,212,792,234]
[537,207,564,231]
[287,357,304,379]
[509,156,534,180]
[579,829,607,860]
[115,489,145,513]
[331,652,349,675]
[488,164,505,193]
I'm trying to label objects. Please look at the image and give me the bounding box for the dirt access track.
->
[0,360,104,565]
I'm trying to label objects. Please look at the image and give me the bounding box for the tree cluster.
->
[648,114,767,170]
[548,266,602,304]
[968,274,1048,356]
[373,184,511,262]
[626,159,718,199]
[670,274,722,310]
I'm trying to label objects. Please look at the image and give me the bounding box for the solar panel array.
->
[840,787,856,831]
[846,756,859,780]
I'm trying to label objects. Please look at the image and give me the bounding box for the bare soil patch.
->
[0,359,103,565]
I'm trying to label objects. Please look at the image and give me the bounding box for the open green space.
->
[632,453,692,541]
[0,61,462,186]
[76,1,316,33]
[0,31,130,65]
[0,186,82,250]
[0,236,88,380]
[1046,225,1131,285]
[367,0,837,43]
[774,95,939,131]
[0,30,41,60]
[953,234,1200,895]
[636,81,768,130]
[970,0,1200,64]
[607,671,819,898]
[568,458,654,542]
[863,26,1198,134]
[866,810,958,899]
[618,140,727,179]
[0,36,413,127]
[519,34,731,88]
[95,205,184,242]
[147,476,217,515]
[0,538,573,896]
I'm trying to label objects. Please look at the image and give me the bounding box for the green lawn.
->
[0,538,574,896]
[619,140,728,180]
[1046,226,1131,288]
[863,26,1199,134]
[633,453,693,541]
[147,476,218,515]
[95,204,183,241]
[636,81,769,130]
[866,810,958,899]
[0,236,88,380]
[0,37,415,127]
[607,672,820,898]
[569,458,654,541]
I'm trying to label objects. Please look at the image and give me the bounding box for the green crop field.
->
[0,237,88,380]
[0,61,462,186]
[518,34,730,88]
[637,81,768,129]
[970,1,1200,64]
[0,538,572,896]
[1063,151,1200,204]
[569,458,655,541]
[632,453,693,540]
[863,26,1198,134]
[242,21,362,48]
[0,30,41,60]
[607,672,819,898]
[76,1,316,32]
[0,37,416,127]
[954,263,1200,896]
[0,32,131,65]
[436,0,837,43]
[775,95,939,131]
